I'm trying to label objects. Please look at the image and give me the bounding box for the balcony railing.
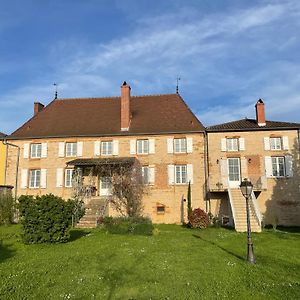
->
[208,175,267,191]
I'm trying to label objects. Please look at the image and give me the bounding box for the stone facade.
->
[6,132,206,224]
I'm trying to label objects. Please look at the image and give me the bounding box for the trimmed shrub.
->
[188,208,209,229]
[18,194,83,244]
[100,216,153,236]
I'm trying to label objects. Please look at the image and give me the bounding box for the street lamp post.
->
[240,178,256,264]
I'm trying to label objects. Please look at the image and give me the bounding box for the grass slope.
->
[0,225,299,299]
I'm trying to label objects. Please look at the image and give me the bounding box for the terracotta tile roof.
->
[0,132,6,138]
[9,94,204,139]
[206,118,300,132]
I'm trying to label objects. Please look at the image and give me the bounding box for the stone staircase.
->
[230,189,262,232]
[76,197,109,228]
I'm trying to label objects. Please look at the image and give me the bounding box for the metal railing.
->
[250,191,263,227]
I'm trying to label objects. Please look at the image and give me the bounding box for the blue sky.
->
[0,0,300,134]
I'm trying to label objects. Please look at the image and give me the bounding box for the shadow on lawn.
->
[69,230,91,242]
[0,242,15,263]
[192,234,244,261]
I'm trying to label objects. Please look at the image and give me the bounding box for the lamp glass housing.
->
[240,178,253,198]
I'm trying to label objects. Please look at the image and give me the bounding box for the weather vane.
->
[176,76,181,94]
[53,83,58,99]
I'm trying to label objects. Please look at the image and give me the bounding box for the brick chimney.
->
[34,102,44,116]
[255,99,266,127]
[121,81,131,131]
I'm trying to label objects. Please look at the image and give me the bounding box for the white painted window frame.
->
[66,142,77,157]
[29,169,41,189]
[137,139,149,154]
[30,143,42,158]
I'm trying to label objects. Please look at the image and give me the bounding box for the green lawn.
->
[0,225,299,300]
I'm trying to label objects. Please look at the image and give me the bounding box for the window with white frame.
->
[29,169,41,188]
[30,143,42,158]
[137,139,149,154]
[272,157,285,177]
[101,141,113,155]
[66,142,77,157]
[175,165,187,184]
[174,138,187,153]
[65,169,74,187]
[142,166,150,184]
[270,137,282,150]
[226,138,239,151]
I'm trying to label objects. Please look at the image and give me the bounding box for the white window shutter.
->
[285,155,293,177]
[149,139,155,154]
[94,141,100,156]
[221,138,227,152]
[187,164,193,184]
[56,168,63,188]
[282,136,289,150]
[41,143,48,158]
[149,167,155,184]
[168,164,175,185]
[21,169,28,188]
[23,143,29,159]
[130,139,136,154]
[58,142,65,157]
[220,159,228,187]
[264,137,270,150]
[77,141,83,157]
[240,158,248,179]
[41,169,47,188]
[239,138,245,151]
[265,156,273,178]
[113,140,119,155]
[167,138,174,153]
[187,137,193,153]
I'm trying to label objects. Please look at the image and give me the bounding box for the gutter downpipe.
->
[2,140,20,201]
[203,131,210,213]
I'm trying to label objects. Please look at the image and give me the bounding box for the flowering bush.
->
[188,208,209,229]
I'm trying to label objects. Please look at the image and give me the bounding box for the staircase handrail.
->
[227,181,236,227]
[250,191,263,226]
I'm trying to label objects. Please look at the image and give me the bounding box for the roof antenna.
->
[176,76,181,94]
[53,83,58,99]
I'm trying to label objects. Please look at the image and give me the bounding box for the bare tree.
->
[110,160,145,217]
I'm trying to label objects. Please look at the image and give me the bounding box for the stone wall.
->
[6,133,206,224]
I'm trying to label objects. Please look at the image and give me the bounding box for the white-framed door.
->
[99,177,112,196]
[228,158,241,188]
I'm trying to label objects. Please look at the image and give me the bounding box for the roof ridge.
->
[55,93,178,101]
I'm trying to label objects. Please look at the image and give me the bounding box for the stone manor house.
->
[2,82,300,230]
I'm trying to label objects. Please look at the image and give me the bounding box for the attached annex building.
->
[5,82,206,225]
[206,100,300,231]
